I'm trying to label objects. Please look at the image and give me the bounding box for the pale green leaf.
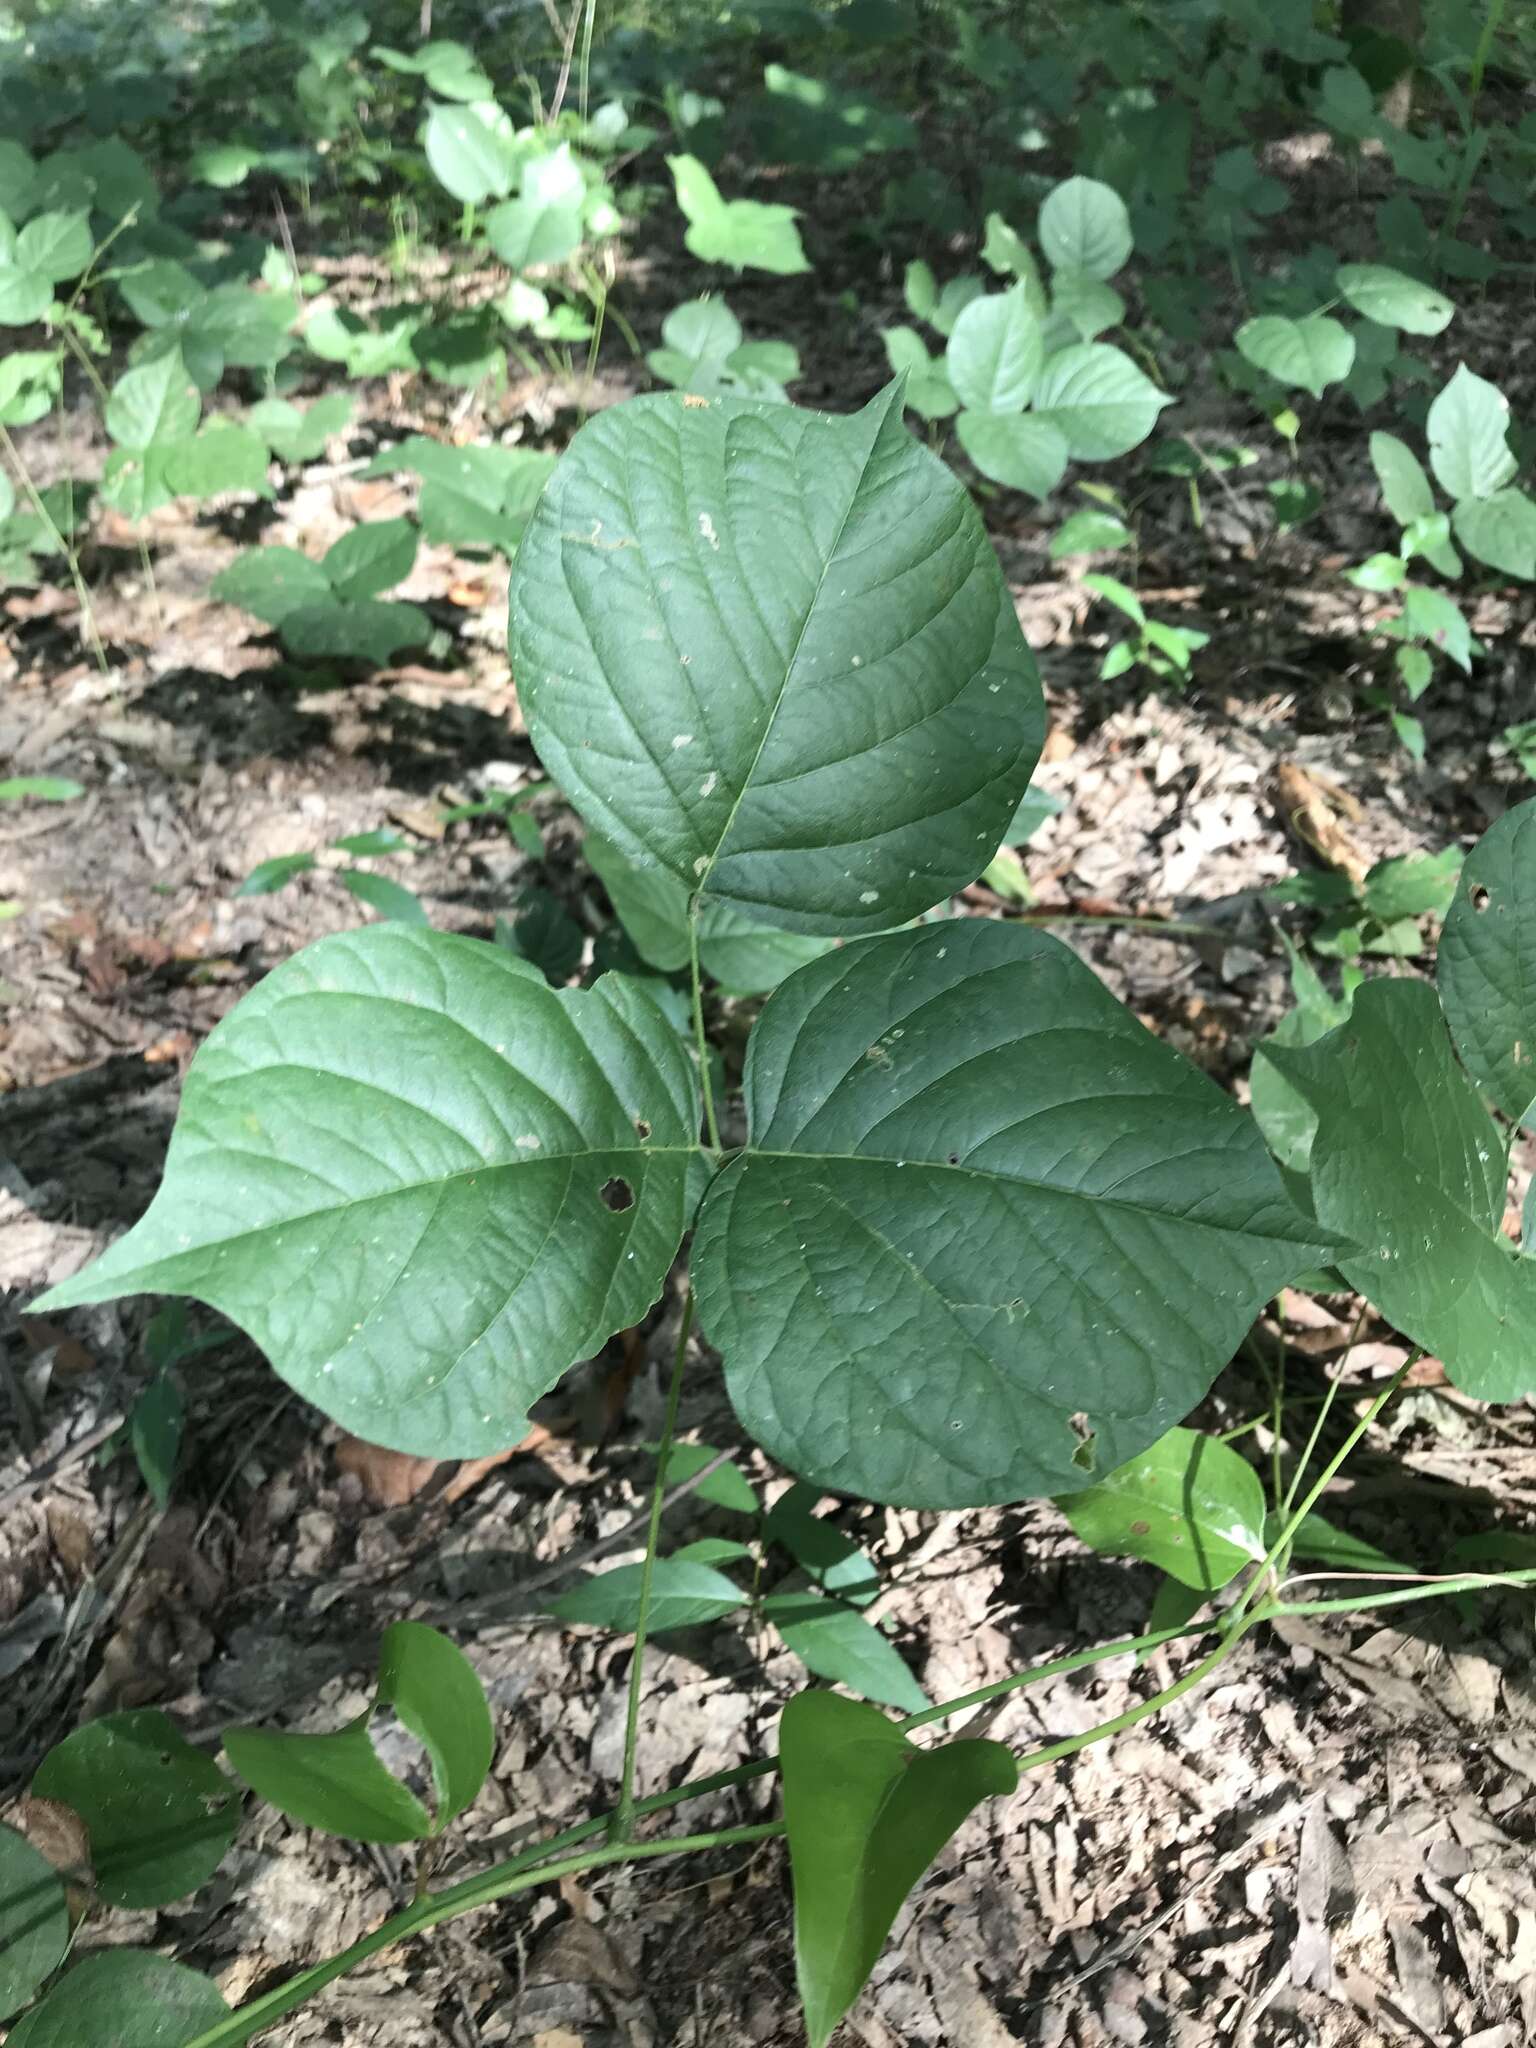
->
[944,286,1043,413]
[423,102,513,204]
[1037,176,1133,282]
[1235,314,1354,399]
[1427,364,1517,501]
[1030,343,1171,459]
[956,411,1068,496]
[1452,488,1536,579]
[104,350,199,451]
[1062,1426,1266,1591]
[668,153,808,275]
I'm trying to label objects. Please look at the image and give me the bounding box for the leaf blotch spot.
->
[600,1177,635,1213]
[635,1118,651,1140]
[1471,883,1491,911]
[1069,1412,1097,1472]
[1129,1520,1151,1536]
[946,1153,960,1165]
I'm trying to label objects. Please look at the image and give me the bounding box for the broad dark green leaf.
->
[765,1591,926,1711]
[1438,795,1536,1122]
[31,1709,239,1907]
[324,517,418,601]
[549,1558,748,1632]
[781,1691,1016,2048]
[104,351,199,452]
[281,599,430,665]
[694,922,1335,1507]
[513,386,1043,936]
[763,1482,878,1602]
[5,1951,229,2047]
[1061,1426,1266,1591]
[37,928,700,1459]
[1262,978,1536,1401]
[0,1825,68,2022]
[210,545,331,625]
[223,1712,432,1843]
[375,1621,493,1830]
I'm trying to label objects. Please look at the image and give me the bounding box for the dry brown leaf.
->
[1274,759,1370,885]
[335,1422,555,1507]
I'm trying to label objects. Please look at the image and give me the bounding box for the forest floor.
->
[5,131,1536,2048]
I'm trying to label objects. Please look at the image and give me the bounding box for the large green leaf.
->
[1438,795,1536,1122]
[31,1709,239,1908]
[0,1825,68,2022]
[1262,978,1536,1402]
[1452,488,1536,578]
[693,922,1335,1508]
[1061,1426,1266,1591]
[943,286,1042,413]
[37,928,700,1459]
[224,1711,432,1844]
[485,194,583,270]
[511,385,1042,937]
[668,153,809,275]
[1427,364,1516,501]
[1037,176,1132,282]
[1234,314,1354,399]
[1030,343,1170,459]
[14,210,91,282]
[6,1952,229,2047]
[781,1691,1016,2048]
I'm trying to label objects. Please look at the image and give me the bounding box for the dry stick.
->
[0,1411,128,1514]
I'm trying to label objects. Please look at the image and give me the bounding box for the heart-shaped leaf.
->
[1037,176,1132,282]
[511,385,1043,937]
[693,921,1335,1507]
[956,410,1069,495]
[0,1825,68,2022]
[37,927,700,1460]
[1029,343,1170,458]
[1263,978,1536,1402]
[5,1951,229,2047]
[1427,364,1516,501]
[1235,314,1354,399]
[781,1691,1016,2048]
[1438,795,1536,1122]
[31,1709,240,1908]
[1061,1426,1266,1590]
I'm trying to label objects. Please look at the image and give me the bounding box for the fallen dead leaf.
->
[334,1423,556,1507]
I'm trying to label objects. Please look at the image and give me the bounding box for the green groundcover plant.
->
[13,383,1536,2044]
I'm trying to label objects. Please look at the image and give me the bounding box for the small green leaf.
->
[549,1558,748,1632]
[15,211,91,283]
[980,213,1047,310]
[104,350,199,452]
[1345,552,1407,592]
[1361,847,1460,923]
[5,1951,229,2047]
[281,599,430,665]
[338,869,429,924]
[423,102,513,204]
[129,1372,184,1509]
[1050,271,1125,342]
[31,1709,239,1907]
[673,1536,755,1565]
[1335,263,1453,335]
[659,1441,758,1513]
[375,1621,493,1830]
[1279,1511,1413,1576]
[0,777,83,801]
[944,286,1042,413]
[486,194,583,270]
[1037,176,1132,282]
[1062,1426,1266,1591]
[1427,364,1516,501]
[247,392,353,464]
[764,1483,879,1604]
[1368,430,1436,526]
[1030,343,1171,459]
[0,1825,69,2022]
[781,1691,1016,2048]
[1263,979,1536,1402]
[1395,645,1433,698]
[1452,488,1536,579]
[668,153,808,275]
[163,423,270,500]
[764,1592,927,1712]
[1235,315,1355,399]
[223,1711,432,1844]
[1438,795,1536,1122]
[210,545,331,625]
[238,852,316,896]
[323,517,418,601]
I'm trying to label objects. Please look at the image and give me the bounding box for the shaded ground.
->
[5,122,1536,2048]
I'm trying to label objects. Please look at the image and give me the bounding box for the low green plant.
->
[238,827,428,926]
[1084,571,1210,685]
[209,518,429,666]
[17,384,1536,2043]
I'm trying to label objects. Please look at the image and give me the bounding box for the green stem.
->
[687,909,722,1152]
[182,1821,782,2048]
[1467,0,1507,128]
[610,1288,694,1843]
[0,422,106,672]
